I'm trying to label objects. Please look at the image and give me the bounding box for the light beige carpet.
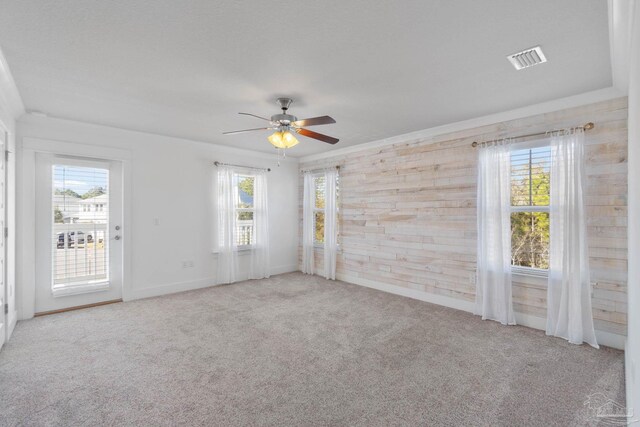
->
[0,272,625,426]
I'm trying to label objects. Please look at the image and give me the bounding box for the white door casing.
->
[34,154,123,313]
[0,129,6,349]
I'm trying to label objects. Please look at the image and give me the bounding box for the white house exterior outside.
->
[54,194,108,224]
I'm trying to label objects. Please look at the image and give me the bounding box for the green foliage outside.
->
[238,211,253,220]
[314,177,326,243]
[315,212,325,243]
[313,175,340,244]
[238,176,254,198]
[81,186,106,199]
[511,163,550,269]
[55,188,81,198]
[54,186,106,200]
[54,207,64,224]
[237,176,254,221]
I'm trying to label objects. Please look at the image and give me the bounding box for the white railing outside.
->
[53,223,108,286]
[236,221,253,246]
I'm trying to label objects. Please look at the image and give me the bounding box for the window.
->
[510,146,551,272]
[312,174,339,245]
[313,175,325,244]
[52,164,109,288]
[235,174,255,247]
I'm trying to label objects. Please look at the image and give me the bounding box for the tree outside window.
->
[510,147,551,270]
[312,174,339,245]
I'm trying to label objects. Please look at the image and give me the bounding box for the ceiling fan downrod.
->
[272,98,297,127]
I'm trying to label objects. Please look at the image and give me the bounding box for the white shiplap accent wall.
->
[299,97,628,348]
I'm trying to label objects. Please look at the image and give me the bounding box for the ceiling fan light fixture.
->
[268,130,299,149]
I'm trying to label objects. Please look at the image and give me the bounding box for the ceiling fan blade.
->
[296,128,339,144]
[238,112,272,122]
[292,115,336,127]
[223,127,272,135]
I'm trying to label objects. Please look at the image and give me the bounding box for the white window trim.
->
[312,173,325,247]
[212,247,254,255]
[234,174,256,248]
[512,265,548,278]
[510,141,551,278]
[311,172,341,249]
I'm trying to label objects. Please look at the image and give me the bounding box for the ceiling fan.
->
[223,98,339,149]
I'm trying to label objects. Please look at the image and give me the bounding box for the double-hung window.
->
[510,145,551,275]
[313,175,326,245]
[234,174,255,247]
[311,174,339,246]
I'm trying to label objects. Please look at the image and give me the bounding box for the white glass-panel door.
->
[35,154,123,313]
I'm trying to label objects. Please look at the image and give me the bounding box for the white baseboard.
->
[127,277,221,301]
[515,312,625,350]
[7,310,17,339]
[337,272,476,313]
[270,264,299,276]
[127,265,300,301]
[337,273,626,350]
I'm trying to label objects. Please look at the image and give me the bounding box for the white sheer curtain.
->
[323,169,338,280]
[475,143,515,325]
[249,171,270,280]
[302,172,315,274]
[546,129,598,348]
[217,166,238,284]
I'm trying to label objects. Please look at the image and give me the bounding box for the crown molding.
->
[18,114,299,165]
[299,86,625,164]
[0,46,25,127]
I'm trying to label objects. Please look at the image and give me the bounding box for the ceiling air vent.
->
[507,46,547,70]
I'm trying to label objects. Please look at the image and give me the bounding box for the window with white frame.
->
[234,174,255,247]
[312,174,339,245]
[313,175,325,244]
[510,145,551,272]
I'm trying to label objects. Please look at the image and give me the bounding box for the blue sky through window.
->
[53,165,108,196]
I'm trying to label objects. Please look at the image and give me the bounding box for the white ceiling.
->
[0,0,611,157]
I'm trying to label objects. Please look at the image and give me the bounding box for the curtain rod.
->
[300,165,341,174]
[213,161,271,172]
[471,122,595,148]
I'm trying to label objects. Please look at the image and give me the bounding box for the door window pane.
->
[52,165,109,287]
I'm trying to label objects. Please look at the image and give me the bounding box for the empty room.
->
[1,0,639,425]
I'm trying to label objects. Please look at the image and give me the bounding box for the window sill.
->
[52,281,110,297]
[512,266,548,278]
[311,244,343,253]
[211,247,255,255]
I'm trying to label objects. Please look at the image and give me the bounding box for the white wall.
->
[626,1,640,422]
[0,108,17,339]
[0,49,22,339]
[16,115,299,319]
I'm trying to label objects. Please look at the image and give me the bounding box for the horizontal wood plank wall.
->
[299,97,628,337]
